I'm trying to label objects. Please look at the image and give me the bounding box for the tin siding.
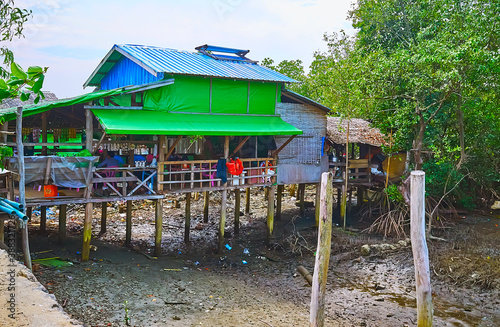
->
[100,57,164,90]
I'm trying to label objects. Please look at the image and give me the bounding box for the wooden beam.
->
[154,199,163,256]
[410,171,433,326]
[84,105,143,110]
[165,135,183,160]
[185,193,191,243]
[310,172,333,327]
[1,121,8,144]
[125,200,132,246]
[100,202,107,234]
[203,191,209,223]
[272,135,297,158]
[234,189,240,235]
[82,202,93,262]
[315,183,321,226]
[7,142,86,147]
[230,136,250,158]
[58,204,67,244]
[0,216,4,243]
[93,132,107,155]
[266,184,276,243]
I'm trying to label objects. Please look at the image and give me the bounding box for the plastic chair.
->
[201,163,217,186]
[95,166,118,190]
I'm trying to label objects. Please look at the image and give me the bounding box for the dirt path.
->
[16,189,500,326]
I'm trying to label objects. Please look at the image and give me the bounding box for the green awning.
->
[92,109,302,136]
[0,89,125,122]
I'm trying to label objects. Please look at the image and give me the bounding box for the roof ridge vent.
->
[195,44,256,63]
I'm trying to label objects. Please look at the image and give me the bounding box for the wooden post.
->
[218,135,229,253]
[310,172,333,327]
[410,171,433,327]
[40,206,47,233]
[266,184,276,243]
[0,215,4,243]
[234,189,240,235]
[245,188,250,215]
[357,187,364,207]
[154,199,163,256]
[82,202,93,261]
[125,200,132,246]
[185,193,191,243]
[157,136,166,192]
[17,107,31,270]
[299,183,305,216]
[41,111,47,155]
[203,191,209,223]
[1,120,8,144]
[58,204,67,244]
[26,207,32,222]
[85,109,93,151]
[101,202,107,233]
[315,183,321,226]
[276,184,283,221]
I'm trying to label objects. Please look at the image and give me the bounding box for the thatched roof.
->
[326,117,387,147]
[0,92,58,109]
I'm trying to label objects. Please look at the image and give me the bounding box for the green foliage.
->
[385,184,404,204]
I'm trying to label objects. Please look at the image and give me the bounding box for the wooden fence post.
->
[100,202,107,234]
[125,200,132,246]
[299,183,305,216]
[310,172,333,327]
[245,188,251,215]
[154,199,163,256]
[315,183,321,226]
[203,191,209,223]
[276,184,283,221]
[82,202,93,262]
[410,171,433,327]
[185,193,191,243]
[266,184,276,243]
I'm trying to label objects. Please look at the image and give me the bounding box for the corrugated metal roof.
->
[84,44,297,87]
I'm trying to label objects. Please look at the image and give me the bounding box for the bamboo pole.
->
[266,184,276,243]
[125,200,132,246]
[410,171,433,327]
[82,202,93,261]
[234,189,240,235]
[58,204,67,244]
[154,199,162,256]
[276,184,283,221]
[101,202,107,233]
[299,184,305,216]
[17,107,31,270]
[218,136,229,253]
[245,188,250,215]
[203,191,209,223]
[310,172,333,327]
[185,193,191,243]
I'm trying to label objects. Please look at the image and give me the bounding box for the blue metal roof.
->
[84,44,297,88]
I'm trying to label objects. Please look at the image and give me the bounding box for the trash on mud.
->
[163,268,182,272]
[225,244,232,250]
[243,248,250,255]
[33,257,73,268]
[242,260,247,264]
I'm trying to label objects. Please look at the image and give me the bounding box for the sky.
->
[11,0,355,98]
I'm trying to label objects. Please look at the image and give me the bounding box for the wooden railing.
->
[330,159,372,184]
[157,158,276,192]
[93,167,157,197]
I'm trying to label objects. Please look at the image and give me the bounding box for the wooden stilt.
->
[276,184,283,221]
[157,135,166,192]
[154,199,163,256]
[410,171,433,326]
[125,200,132,246]
[315,183,321,226]
[266,185,276,243]
[218,136,229,253]
[357,187,364,207]
[310,172,333,327]
[0,215,4,243]
[40,206,47,233]
[17,106,31,270]
[185,193,191,243]
[245,188,250,215]
[203,191,209,223]
[82,202,93,262]
[289,184,297,197]
[58,204,67,244]
[194,192,199,201]
[234,189,240,235]
[27,207,32,222]
[101,202,107,233]
[299,184,305,216]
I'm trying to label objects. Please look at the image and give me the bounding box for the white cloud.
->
[9,0,355,97]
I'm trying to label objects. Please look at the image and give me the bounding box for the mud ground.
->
[17,187,500,326]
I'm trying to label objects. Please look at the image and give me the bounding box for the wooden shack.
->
[1,44,333,263]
